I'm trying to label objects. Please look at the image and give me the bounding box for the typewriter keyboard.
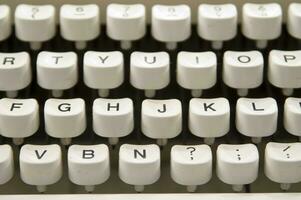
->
[1,1,301,199]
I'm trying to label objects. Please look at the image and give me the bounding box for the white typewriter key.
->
[171,145,212,192]
[217,144,259,192]
[265,142,301,191]
[20,144,62,193]
[223,51,264,96]
[68,144,110,192]
[142,99,182,146]
[177,51,217,97]
[189,98,230,145]
[152,5,191,50]
[130,52,170,98]
[37,51,78,97]
[0,145,14,185]
[268,50,301,96]
[44,98,86,145]
[15,4,55,50]
[119,144,160,192]
[60,4,100,50]
[107,4,146,50]
[0,52,31,98]
[93,98,134,145]
[0,5,11,42]
[288,3,301,40]
[284,98,301,141]
[84,51,124,97]
[242,3,282,49]
[0,98,39,145]
[198,4,237,50]
[236,98,278,143]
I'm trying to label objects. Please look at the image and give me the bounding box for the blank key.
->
[0,5,11,42]
[0,145,14,185]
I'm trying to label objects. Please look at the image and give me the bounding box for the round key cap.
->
[198,4,237,50]
[268,50,301,96]
[130,51,170,97]
[177,51,217,97]
[0,98,39,145]
[44,98,86,145]
[288,3,301,40]
[0,5,11,42]
[141,99,182,146]
[284,98,301,140]
[119,144,160,192]
[93,98,134,145]
[189,98,230,145]
[171,145,212,192]
[68,144,110,192]
[236,98,278,143]
[217,144,259,192]
[223,51,264,96]
[107,4,146,49]
[242,3,282,49]
[0,52,31,98]
[60,4,100,49]
[152,5,191,50]
[84,51,124,97]
[15,4,56,50]
[37,51,78,97]
[20,144,63,193]
[265,142,301,191]
[0,145,14,185]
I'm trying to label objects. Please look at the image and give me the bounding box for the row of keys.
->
[1,50,301,98]
[1,143,301,193]
[1,97,301,146]
[0,3,301,50]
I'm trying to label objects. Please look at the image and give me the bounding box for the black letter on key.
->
[203,103,216,112]
[10,103,23,111]
[52,56,63,64]
[195,56,200,64]
[58,103,71,112]
[284,55,296,63]
[35,150,47,159]
[157,104,166,113]
[237,55,251,63]
[98,56,109,64]
[252,102,264,111]
[3,57,15,65]
[82,150,94,159]
[144,56,156,64]
[134,149,146,159]
[107,103,119,111]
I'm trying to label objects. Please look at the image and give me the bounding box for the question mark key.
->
[170,145,212,189]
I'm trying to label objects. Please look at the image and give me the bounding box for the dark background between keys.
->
[0,25,300,194]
